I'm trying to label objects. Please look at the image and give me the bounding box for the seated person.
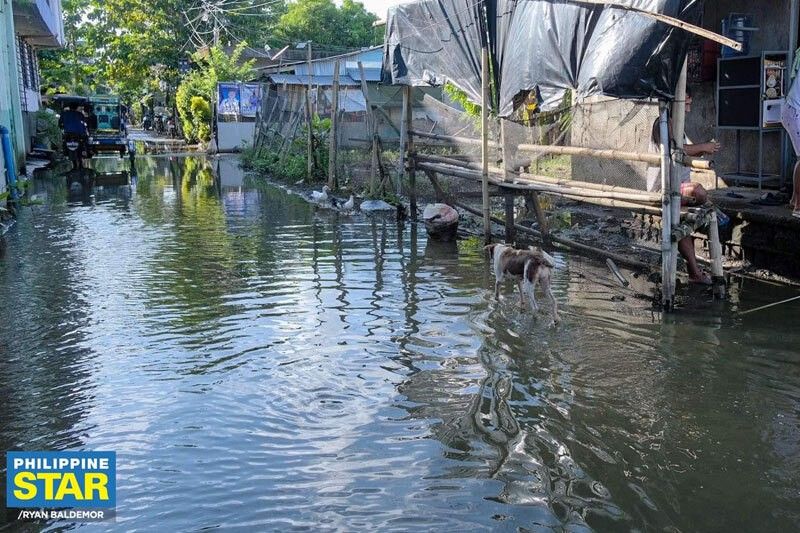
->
[647,87,721,285]
[58,103,88,137]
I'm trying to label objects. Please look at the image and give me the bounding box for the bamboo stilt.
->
[659,102,675,310]
[500,120,515,243]
[406,87,416,214]
[708,211,726,299]
[328,60,340,189]
[481,47,491,243]
[306,45,313,182]
[398,86,409,196]
[357,61,378,197]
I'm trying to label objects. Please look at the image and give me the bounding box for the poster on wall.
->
[218,83,241,115]
[240,84,262,117]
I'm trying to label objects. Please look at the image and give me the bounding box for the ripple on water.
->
[1,156,799,531]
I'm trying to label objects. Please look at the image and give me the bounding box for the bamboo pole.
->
[414,152,661,198]
[669,61,688,305]
[398,86,409,196]
[708,211,726,299]
[357,61,379,197]
[410,129,500,148]
[500,120,515,242]
[306,44,313,182]
[328,60,340,189]
[406,87,416,214]
[567,0,743,51]
[659,102,675,310]
[414,161,659,204]
[481,47,491,243]
[415,162,663,213]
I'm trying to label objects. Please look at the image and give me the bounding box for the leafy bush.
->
[190,96,212,142]
[34,110,61,149]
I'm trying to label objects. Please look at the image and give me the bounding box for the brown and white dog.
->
[485,243,559,323]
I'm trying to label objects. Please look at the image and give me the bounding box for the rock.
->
[423,203,459,242]
[423,203,458,224]
[360,199,395,212]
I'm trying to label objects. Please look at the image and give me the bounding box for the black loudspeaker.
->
[718,87,760,128]
[718,56,761,87]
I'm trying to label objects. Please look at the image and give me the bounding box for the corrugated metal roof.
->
[293,47,384,79]
[268,74,362,87]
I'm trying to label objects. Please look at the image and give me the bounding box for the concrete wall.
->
[690,0,793,184]
[0,0,27,194]
[217,121,256,152]
[570,0,795,189]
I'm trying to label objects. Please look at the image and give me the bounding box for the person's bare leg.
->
[679,236,709,283]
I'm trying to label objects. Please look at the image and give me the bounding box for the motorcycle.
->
[63,133,87,170]
[154,114,165,135]
[167,117,177,138]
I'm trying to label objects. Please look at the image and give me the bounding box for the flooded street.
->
[2,154,800,531]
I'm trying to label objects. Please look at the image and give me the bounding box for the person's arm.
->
[685,141,721,157]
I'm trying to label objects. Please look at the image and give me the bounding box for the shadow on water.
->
[1,154,800,530]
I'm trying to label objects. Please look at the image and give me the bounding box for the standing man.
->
[781,63,800,218]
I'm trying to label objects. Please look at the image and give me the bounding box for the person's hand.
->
[702,141,721,154]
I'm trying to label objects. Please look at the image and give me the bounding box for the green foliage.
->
[272,0,378,47]
[34,110,62,149]
[175,43,256,143]
[190,97,212,143]
[241,113,331,182]
[444,82,481,119]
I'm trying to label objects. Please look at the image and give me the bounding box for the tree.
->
[272,0,378,48]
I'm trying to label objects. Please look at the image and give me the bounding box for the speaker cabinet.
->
[718,87,760,128]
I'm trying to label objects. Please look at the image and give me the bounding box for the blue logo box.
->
[6,451,116,509]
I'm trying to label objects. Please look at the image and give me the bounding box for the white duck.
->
[342,195,355,211]
[311,185,330,204]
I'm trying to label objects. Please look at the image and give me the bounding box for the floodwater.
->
[1,154,799,531]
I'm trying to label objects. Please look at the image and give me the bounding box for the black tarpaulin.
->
[383,0,487,104]
[383,0,703,116]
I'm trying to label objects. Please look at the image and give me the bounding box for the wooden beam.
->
[568,0,743,51]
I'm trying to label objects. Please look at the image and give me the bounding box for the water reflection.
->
[0,155,798,530]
